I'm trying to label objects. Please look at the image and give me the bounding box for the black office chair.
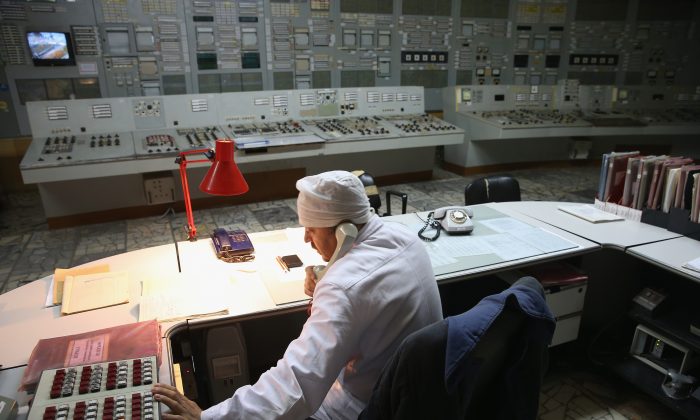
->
[359,276,554,420]
[353,170,408,216]
[464,175,521,205]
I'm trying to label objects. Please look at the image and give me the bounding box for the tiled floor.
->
[0,164,685,419]
[0,164,601,294]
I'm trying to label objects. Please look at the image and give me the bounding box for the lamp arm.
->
[179,157,197,241]
[176,148,214,241]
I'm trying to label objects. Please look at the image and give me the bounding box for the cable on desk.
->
[416,212,441,242]
[160,207,182,273]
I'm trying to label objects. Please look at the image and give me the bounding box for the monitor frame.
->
[26,31,76,67]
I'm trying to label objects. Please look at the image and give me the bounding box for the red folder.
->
[20,320,161,392]
[522,262,588,288]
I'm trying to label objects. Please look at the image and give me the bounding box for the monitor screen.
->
[26,31,75,66]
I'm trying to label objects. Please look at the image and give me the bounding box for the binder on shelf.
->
[646,159,668,210]
[597,153,611,200]
[649,158,693,210]
[678,166,700,209]
[693,173,700,223]
[603,151,639,203]
[633,156,667,210]
[622,156,642,207]
[661,168,682,213]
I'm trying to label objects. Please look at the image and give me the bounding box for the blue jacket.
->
[359,277,555,420]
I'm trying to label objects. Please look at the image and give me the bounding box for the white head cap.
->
[296,170,372,228]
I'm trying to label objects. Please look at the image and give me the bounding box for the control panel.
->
[134,126,220,158]
[382,113,470,135]
[2,1,698,137]
[22,132,135,168]
[28,356,159,420]
[21,86,464,176]
[448,82,700,133]
[305,117,395,141]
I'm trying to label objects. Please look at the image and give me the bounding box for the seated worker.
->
[152,170,443,420]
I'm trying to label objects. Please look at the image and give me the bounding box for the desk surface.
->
[386,203,599,281]
[496,201,682,250]
[0,202,597,370]
[0,243,180,370]
[0,201,692,406]
[627,236,700,284]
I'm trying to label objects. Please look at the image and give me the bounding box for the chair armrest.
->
[384,190,408,216]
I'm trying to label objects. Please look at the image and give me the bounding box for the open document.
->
[418,216,580,271]
[61,271,129,315]
[558,204,624,223]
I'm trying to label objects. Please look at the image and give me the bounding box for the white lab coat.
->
[201,214,443,420]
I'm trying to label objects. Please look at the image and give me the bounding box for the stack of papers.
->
[61,271,129,315]
[139,274,232,322]
[558,205,624,223]
[682,257,700,274]
[52,264,111,305]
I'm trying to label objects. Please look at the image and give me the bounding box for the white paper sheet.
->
[139,274,232,322]
[481,233,541,260]
[516,228,579,253]
[422,234,493,267]
[682,257,700,273]
[479,217,535,233]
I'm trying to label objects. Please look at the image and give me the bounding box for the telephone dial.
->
[419,206,474,241]
[313,223,358,281]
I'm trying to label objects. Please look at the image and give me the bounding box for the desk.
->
[1,201,699,418]
[0,243,180,370]
[386,203,599,281]
[495,201,683,250]
[627,236,700,284]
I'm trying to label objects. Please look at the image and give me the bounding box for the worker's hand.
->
[152,383,202,420]
[304,266,319,297]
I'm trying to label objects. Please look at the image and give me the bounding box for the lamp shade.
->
[199,139,249,196]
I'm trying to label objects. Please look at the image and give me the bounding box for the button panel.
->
[29,357,159,420]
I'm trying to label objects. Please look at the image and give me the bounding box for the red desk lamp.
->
[176,139,248,241]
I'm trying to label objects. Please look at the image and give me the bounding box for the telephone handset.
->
[419,206,474,241]
[313,223,358,281]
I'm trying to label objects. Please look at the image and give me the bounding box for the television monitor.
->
[26,31,75,66]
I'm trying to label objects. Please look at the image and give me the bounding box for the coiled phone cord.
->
[418,211,442,242]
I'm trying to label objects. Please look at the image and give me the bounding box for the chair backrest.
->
[352,170,382,214]
[464,175,521,205]
[352,170,408,216]
[359,277,551,420]
[461,301,526,416]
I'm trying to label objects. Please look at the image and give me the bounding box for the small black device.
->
[279,254,303,271]
[211,228,254,262]
[632,287,667,314]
